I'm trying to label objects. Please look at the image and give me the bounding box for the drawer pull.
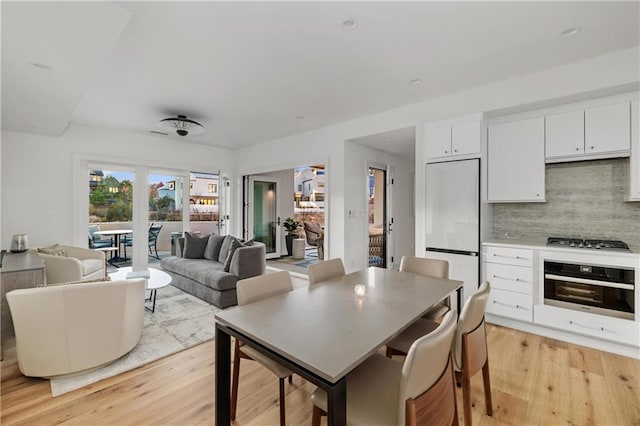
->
[492,274,526,283]
[492,254,528,260]
[569,320,606,332]
[492,300,524,309]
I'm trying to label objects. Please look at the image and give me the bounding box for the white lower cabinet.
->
[487,289,533,322]
[534,305,640,348]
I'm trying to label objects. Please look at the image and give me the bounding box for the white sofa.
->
[37,245,105,284]
[6,279,146,378]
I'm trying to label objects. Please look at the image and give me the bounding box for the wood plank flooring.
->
[1,324,639,425]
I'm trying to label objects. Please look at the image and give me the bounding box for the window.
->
[208,183,217,193]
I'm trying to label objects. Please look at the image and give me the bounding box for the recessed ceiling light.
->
[29,62,52,71]
[560,26,580,37]
[410,78,422,84]
[341,18,358,31]
[296,116,305,120]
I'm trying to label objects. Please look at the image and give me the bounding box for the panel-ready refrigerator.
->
[425,158,480,307]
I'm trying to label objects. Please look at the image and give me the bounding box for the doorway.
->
[245,176,281,259]
[367,164,393,268]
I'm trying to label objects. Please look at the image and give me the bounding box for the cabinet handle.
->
[569,320,605,332]
[454,149,458,153]
[492,254,528,260]
[590,146,595,150]
[492,274,526,283]
[576,147,580,151]
[444,150,448,154]
[536,193,540,197]
[493,300,523,309]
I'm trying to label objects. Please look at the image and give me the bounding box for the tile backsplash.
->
[492,158,640,249]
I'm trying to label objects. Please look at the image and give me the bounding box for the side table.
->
[292,238,306,259]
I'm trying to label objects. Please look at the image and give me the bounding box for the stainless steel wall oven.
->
[544,261,635,320]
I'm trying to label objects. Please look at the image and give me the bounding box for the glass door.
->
[247,176,281,259]
[367,164,394,268]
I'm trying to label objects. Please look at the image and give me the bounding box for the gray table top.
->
[215,267,462,383]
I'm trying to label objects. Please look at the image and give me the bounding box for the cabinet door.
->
[585,102,630,154]
[488,117,545,202]
[425,125,452,159]
[545,110,584,158]
[452,120,481,156]
[630,100,640,200]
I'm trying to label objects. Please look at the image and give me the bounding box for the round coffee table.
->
[109,266,172,313]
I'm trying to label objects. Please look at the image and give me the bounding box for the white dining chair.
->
[386,256,450,358]
[231,271,294,426]
[454,280,492,426]
[311,311,459,426]
[307,258,345,285]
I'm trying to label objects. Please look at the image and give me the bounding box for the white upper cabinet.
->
[488,117,545,202]
[629,100,640,201]
[585,102,630,154]
[545,110,584,158]
[425,119,481,160]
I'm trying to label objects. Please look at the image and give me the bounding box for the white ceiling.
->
[349,126,416,160]
[2,1,639,152]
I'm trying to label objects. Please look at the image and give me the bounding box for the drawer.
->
[484,246,533,267]
[534,305,640,347]
[486,289,533,323]
[484,263,533,294]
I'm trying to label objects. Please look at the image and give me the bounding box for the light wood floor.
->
[1,324,639,425]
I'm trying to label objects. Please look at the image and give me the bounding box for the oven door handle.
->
[545,273,634,291]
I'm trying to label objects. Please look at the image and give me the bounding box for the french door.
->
[367,163,394,268]
[245,176,281,259]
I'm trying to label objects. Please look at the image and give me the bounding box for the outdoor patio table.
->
[93,229,132,263]
[214,266,462,425]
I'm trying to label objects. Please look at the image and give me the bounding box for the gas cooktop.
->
[546,237,630,252]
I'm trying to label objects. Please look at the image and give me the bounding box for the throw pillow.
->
[223,238,243,272]
[204,234,226,261]
[37,244,66,256]
[183,232,210,259]
[217,235,237,263]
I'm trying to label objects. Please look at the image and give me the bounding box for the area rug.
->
[50,285,221,396]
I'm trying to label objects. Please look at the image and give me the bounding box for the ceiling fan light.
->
[158,114,205,136]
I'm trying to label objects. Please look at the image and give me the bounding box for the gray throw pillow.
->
[217,235,236,263]
[204,234,226,261]
[37,244,66,256]
[183,232,210,259]
[223,238,243,272]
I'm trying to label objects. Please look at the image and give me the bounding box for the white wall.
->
[235,47,639,269]
[1,124,234,249]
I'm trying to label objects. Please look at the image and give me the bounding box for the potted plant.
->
[283,217,302,256]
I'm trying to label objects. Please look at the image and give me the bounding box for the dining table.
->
[93,229,132,263]
[214,266,463,426]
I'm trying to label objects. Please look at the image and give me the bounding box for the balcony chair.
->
[122,224,163,260]
[88,224,113,249]
[311,311,458,426]
[231,271,294,426]
[307,258,345,285]
[303,222,324,260]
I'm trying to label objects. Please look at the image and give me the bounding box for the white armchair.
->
[6,279,146,378]
[37,245,105,284]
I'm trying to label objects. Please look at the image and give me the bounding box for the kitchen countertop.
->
[483,238,640,260]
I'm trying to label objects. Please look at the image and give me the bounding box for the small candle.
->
[354,284,366,297]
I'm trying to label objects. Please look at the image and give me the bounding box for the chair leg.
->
[461,369,472,426]
[279,377,286,426]
[482,360,493,416]
[288,375,292,385]
[311,405,324,426]
[231,340,241,420]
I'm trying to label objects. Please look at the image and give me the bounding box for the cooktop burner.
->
[547,237,630,251]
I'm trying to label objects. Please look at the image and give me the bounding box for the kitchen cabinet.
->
[483,245,534,323]
[585,102,630,155]
[629,100,640,201]
[425,120,481,160]
[546,102,631,162]
[487,117,545,202]
[545,110,584,159]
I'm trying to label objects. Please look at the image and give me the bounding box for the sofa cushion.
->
[183,232,209,259]
[161,257,238,291]
[223,238,243,272]
[81,258,104,276]
[204,234,226,261]
[218,235,237,263]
